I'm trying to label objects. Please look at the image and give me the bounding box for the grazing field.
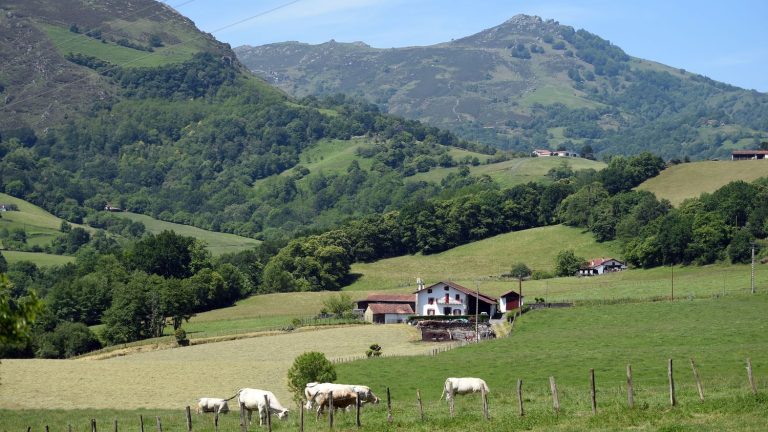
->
[119,212,260,256]
[287,138,374,176]
[4,295,766,430]
[345,224,621,292]
[0,325,440,412]
[637,160,768,206]
[0,192,87,249]
[2,250,75,267]
[409,156,605,188]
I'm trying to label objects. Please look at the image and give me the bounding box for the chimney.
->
[416,277,424,291]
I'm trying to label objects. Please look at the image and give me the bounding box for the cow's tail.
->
[224,388,242,402]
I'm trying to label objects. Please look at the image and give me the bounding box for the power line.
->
[1,0,303,114]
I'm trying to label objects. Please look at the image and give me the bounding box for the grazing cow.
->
[304,383,379,411]
[196,397,230,414]
[439,377,490,401]
[313,386,380,418]
[237,388,289,426]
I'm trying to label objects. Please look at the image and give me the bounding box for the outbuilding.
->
[364,303,414,324]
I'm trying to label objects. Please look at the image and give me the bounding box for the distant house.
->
[0,203,18,212]
[554,150,579,157]
[364,303,415,324]
[579,258,627,276]
[498,290,524,313]
[532,149,553,157]
[532,149,579,158]
[414,281,498,317]
[104,203,122,212]
[732,150,768,160]
[356,293,415,312]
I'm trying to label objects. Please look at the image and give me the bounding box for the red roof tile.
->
[367,303,415,315]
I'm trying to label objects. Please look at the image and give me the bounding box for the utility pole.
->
[751,243,756,294]
[671,265,674,301]
[475,281,480,343]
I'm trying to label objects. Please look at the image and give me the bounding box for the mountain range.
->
[235,15,768,159]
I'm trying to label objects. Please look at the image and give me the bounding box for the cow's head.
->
[277,409,289,420]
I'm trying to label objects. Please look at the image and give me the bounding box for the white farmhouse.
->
[414,281,498,317]
[578,258,627,276]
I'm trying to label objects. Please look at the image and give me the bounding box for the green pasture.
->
[637,160,768,206]
[119,212,260,256]
[2,250,75,267]
[409,157,605,187]
[345,224,621,292]
[290,138,374,176]
[0,192,92,251]
[41,23,200,67]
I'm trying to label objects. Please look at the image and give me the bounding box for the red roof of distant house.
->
[364,294,414,302]
[367,303,415,315]
[499,290,523,299]
[416,281,498,304]
[582,257,625,269]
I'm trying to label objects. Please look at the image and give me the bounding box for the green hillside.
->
[119,212,260,256]
[236,15,768,159]
[638,160,768,205]
[410,156,605,187]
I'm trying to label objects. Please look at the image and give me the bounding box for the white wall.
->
[415,283,468,316]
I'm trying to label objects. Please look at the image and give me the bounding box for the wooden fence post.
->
[747,358,757,395]
[668,358,676,407]
[46,426,50,432]
[549,376,560,414]
[68,423,73,432]
[690,358,705,401]
[299,399,305,432]
[91,419,97,432]
[387,387,393,423]
[481,386,489,420]
[264,394,272,432]
[239,402,247,432]
[626,364,634,409]
[416,389,424,421]
[355,391,362,428]
[139,415,145,432]
[329,391,334,429]
[516,379,524,417]
[185,406,192,432]
[113,418,118,432]
[449,387,455,418]
[155,417,162,432]
[589,368,597,415]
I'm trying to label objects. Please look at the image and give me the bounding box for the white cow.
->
[196,397,230,414]
[304,382,379,411]
[238,388,289,426]
[312,386,380,418]
[439,377,490,401]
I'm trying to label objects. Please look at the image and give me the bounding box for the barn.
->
[498,290,524,312]
[364,303,414,324]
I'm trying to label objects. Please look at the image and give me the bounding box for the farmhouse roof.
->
[582,257,624,269]
[499,290,523,299]
[417,281,498,304]
[363,293,414,303]
[367,303,415,315]
[732,150,768,155]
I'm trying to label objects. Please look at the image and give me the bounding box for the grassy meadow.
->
[3,294,766,430]
[119,212,260,256]
[637,160,768,206]
[409,156,606,188]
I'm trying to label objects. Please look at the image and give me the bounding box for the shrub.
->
[366,343,382,358]
[286,352,336,402]
[174,328,189,346]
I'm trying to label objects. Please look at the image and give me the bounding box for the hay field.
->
[637,160,768,206]
[0,325,441,410]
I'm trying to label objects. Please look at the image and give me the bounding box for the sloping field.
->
[409,156,605,187]
[119,212,260,256]
[3,250,75,267]
[346,224,621,292]
[638,160,768,206]
[0,325,441,410]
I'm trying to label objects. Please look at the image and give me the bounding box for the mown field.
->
[0,325,440,413]
[119,212,260,256]
[3,294,766,430]
[409,156,606,188]
[637,160,768,206]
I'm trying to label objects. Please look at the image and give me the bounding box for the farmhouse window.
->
[427,309,435,316]
[444,294,450,304]
[453,309,462,316]
[428,297,434,305]
[444,287,449,291]
[455,294,460,301]
[427,289,432,293]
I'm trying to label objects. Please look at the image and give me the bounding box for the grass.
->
[2,250,75,267]
[289,138,373,176]
[6,295,765,430]
[409,157,605,187]
[345,225,621,292]
[637,160,768,206]
[118,212,260,256]
[40,23,200,67]
[0,325,442,411]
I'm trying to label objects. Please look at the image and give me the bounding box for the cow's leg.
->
[246,408,252,425]
[259,406,266,426]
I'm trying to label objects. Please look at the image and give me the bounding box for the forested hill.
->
[236,14,768,159]
[0,0,498,241]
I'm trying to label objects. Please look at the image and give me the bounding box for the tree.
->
[0,275,41,344]
[728,229,754,264]
[286,351,336,401]
[555,249,585,277]
[322,293,354,316]
[509,263,531,280]
[127,231,202,279]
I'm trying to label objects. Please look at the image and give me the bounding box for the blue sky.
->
[164,0,768,92]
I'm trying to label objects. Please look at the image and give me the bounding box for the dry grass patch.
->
[0,325,441,410]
